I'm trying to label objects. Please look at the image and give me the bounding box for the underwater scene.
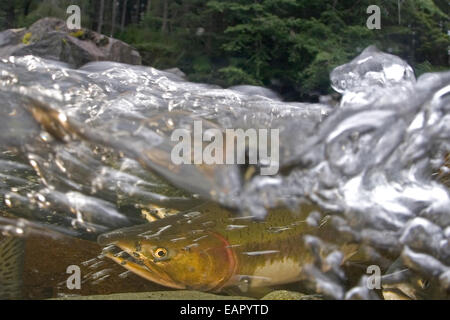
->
[0,1,449,301]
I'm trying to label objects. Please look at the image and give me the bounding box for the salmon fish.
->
[98,203,357,292]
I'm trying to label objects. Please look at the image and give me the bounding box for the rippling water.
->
[0,46,449,299]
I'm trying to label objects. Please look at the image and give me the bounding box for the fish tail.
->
[0,236,25,300]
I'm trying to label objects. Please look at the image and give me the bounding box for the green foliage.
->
[218,66,262,86]
[117,23,185,68]
[2,0,448,100]
[415,60,449,77]
[11,0,92,30]
[192,56,212,74]
[20,1,66,27]
[204,0,449,99]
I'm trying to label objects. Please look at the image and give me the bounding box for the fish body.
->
[98,203,354,292]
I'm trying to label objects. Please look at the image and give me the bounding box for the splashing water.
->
[0,46,449,299]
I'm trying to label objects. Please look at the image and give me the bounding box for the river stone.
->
[163,67,187,79]
[53,290,254,300]
[0,17,141,68]
[0,28,27,56]
[229,85,282,101]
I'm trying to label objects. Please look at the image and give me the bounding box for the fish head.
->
[98,224,237,291]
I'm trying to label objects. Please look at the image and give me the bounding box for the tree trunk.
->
[136,0,141,22]
[23,0,33,16]
[146,0,152,14]
[121,0,128,32]
[111,0,117,36]
[4,2,16,29]
[161,0,168,33]
[97,0,105,33]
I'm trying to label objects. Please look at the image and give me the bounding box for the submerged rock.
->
[0,17,141,67]
[163,67,187,80]
[0,28,27,56]
[54,290,254,300]
[261,290,321,300]
[53,289,320,300]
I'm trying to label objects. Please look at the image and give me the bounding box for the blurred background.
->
[0,0,448,101]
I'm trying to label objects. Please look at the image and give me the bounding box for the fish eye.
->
[153,247,168,260]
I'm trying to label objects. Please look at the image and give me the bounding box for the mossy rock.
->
[22,32,32,45]
[96,36,110,47]
[69,30,85,39]
[0,18,141,66]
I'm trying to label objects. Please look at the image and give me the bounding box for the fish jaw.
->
[104,244,186,290]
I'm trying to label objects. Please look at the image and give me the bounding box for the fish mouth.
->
[103,244,186,290]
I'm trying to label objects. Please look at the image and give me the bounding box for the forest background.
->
[0,0,448,101]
